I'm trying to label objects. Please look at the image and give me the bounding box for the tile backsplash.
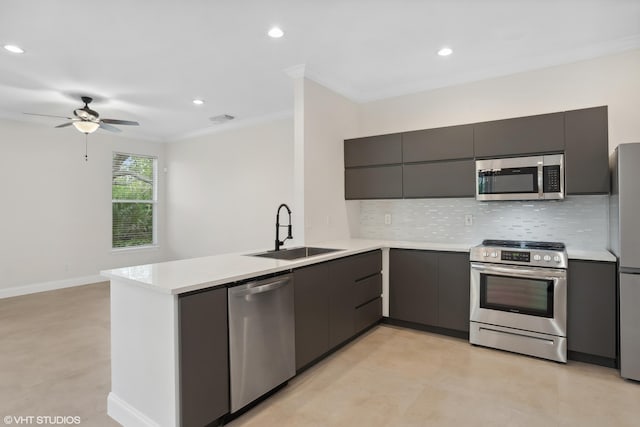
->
[356,196,609,250]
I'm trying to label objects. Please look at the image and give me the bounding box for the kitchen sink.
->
[249,247,343,260]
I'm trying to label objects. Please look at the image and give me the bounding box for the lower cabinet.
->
[567,260,617,361]
[293,263,330,370]
[389,249,470,333]
[178,287,229,427]
[294,250,382,371]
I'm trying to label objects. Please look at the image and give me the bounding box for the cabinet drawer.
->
[355,297,382,332]
[354,273,382,307]
[348,250,382,281]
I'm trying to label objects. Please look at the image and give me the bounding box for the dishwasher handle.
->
[229,276,291,297]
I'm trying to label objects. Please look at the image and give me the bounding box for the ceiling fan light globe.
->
[73,121,100,134]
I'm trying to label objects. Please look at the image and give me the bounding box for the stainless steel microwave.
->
[476,154,564,201]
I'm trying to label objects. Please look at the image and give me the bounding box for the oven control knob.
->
[543,255,551,262]
[482,251,488,257]
[554,255,561,263]
[490,252,498,258]
[533,254,541,261]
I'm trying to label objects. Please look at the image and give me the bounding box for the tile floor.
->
[1,282,639,427]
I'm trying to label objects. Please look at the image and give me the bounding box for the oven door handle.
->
[470,262,566,280]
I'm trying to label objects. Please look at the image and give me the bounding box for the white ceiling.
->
[1,0,639,142]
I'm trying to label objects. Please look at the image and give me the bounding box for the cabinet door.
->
[328,259,356,348]
[179,287,229,427]
[344,134,402,167]
[564,106,609,195]
[474,112,564,158]
[437,252,470,332]
[345,165,403,199]
[567,260,616,358]
[294,263,330,370]
[389,249,438,325]
[402,124,474,163]
[403,159,475,198]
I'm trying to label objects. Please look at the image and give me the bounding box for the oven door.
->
[470,262,566,337]
[476,166,541,200]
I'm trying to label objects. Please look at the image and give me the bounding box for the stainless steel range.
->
[469,240,568,363]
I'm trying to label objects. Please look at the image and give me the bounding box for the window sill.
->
[111,244,160,254]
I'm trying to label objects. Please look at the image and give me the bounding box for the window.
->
[112,152,157,249]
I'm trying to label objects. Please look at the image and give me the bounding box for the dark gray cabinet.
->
[328,259,356,348]
[328,250,383,347]
[567,260,617,360]
[402,124,474,163]
[344,134,402,167]
[564,106,609,195]
[178,287,229,427]
[293,263,330,370]
[345,165,403,199]
[294,250,382,370]
[437,252,471,332]
[389,249,470,332]
[474,112,565,158]
[389,250,439,325]
[403,159,475,198]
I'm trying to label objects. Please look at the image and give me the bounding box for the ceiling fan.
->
[25,96,139,134]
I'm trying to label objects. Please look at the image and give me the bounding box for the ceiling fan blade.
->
[99,123,122,133]
[24,112,74,120]
[101,118,139,126]
[55,122,74,128]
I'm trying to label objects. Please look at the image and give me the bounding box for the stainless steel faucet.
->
[275,203,293,251]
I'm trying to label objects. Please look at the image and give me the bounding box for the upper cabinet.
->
[344,134,402,167]
[344,134,403,199]
[344,106,609,200]
[345,166,403,199]
[564,106,609,195]
[402,124,474,163]
[473,112,565,158]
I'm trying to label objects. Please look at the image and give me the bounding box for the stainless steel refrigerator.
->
[610,143,640,381]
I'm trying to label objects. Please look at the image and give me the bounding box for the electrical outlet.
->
[464,214,473,226]
[384,213,392,225]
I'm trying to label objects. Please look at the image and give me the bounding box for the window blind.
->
[112,152,157,248]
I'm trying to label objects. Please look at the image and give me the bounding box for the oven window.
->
[480,274,554,318]
[478,167,538,194]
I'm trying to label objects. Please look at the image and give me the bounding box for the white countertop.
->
[101,238,615,294]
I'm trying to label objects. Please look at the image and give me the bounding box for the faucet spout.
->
[275,203,293,251]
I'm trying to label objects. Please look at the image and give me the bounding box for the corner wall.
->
[296,78,360,244]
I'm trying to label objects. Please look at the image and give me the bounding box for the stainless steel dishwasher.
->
[228,273,295,413]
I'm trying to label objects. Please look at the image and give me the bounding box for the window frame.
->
[111,151,159,251]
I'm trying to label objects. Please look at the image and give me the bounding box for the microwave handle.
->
[537,162,544,199]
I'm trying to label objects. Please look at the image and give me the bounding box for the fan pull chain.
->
[84,133,89,161]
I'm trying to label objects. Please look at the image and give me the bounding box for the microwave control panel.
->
[543,165,561,193]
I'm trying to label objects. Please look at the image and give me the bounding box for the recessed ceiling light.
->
[438,47,453,56]
[268,27,284,38]
[192,99,205,105]
[4,44,25,54]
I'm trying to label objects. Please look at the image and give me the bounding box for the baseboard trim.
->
[108,392,161,427]
[0,274,105,299]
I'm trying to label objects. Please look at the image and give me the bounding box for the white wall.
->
[298,78,360,244]
[165,118,294,259]
[359,49,640,153]
[0,119,167,294]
